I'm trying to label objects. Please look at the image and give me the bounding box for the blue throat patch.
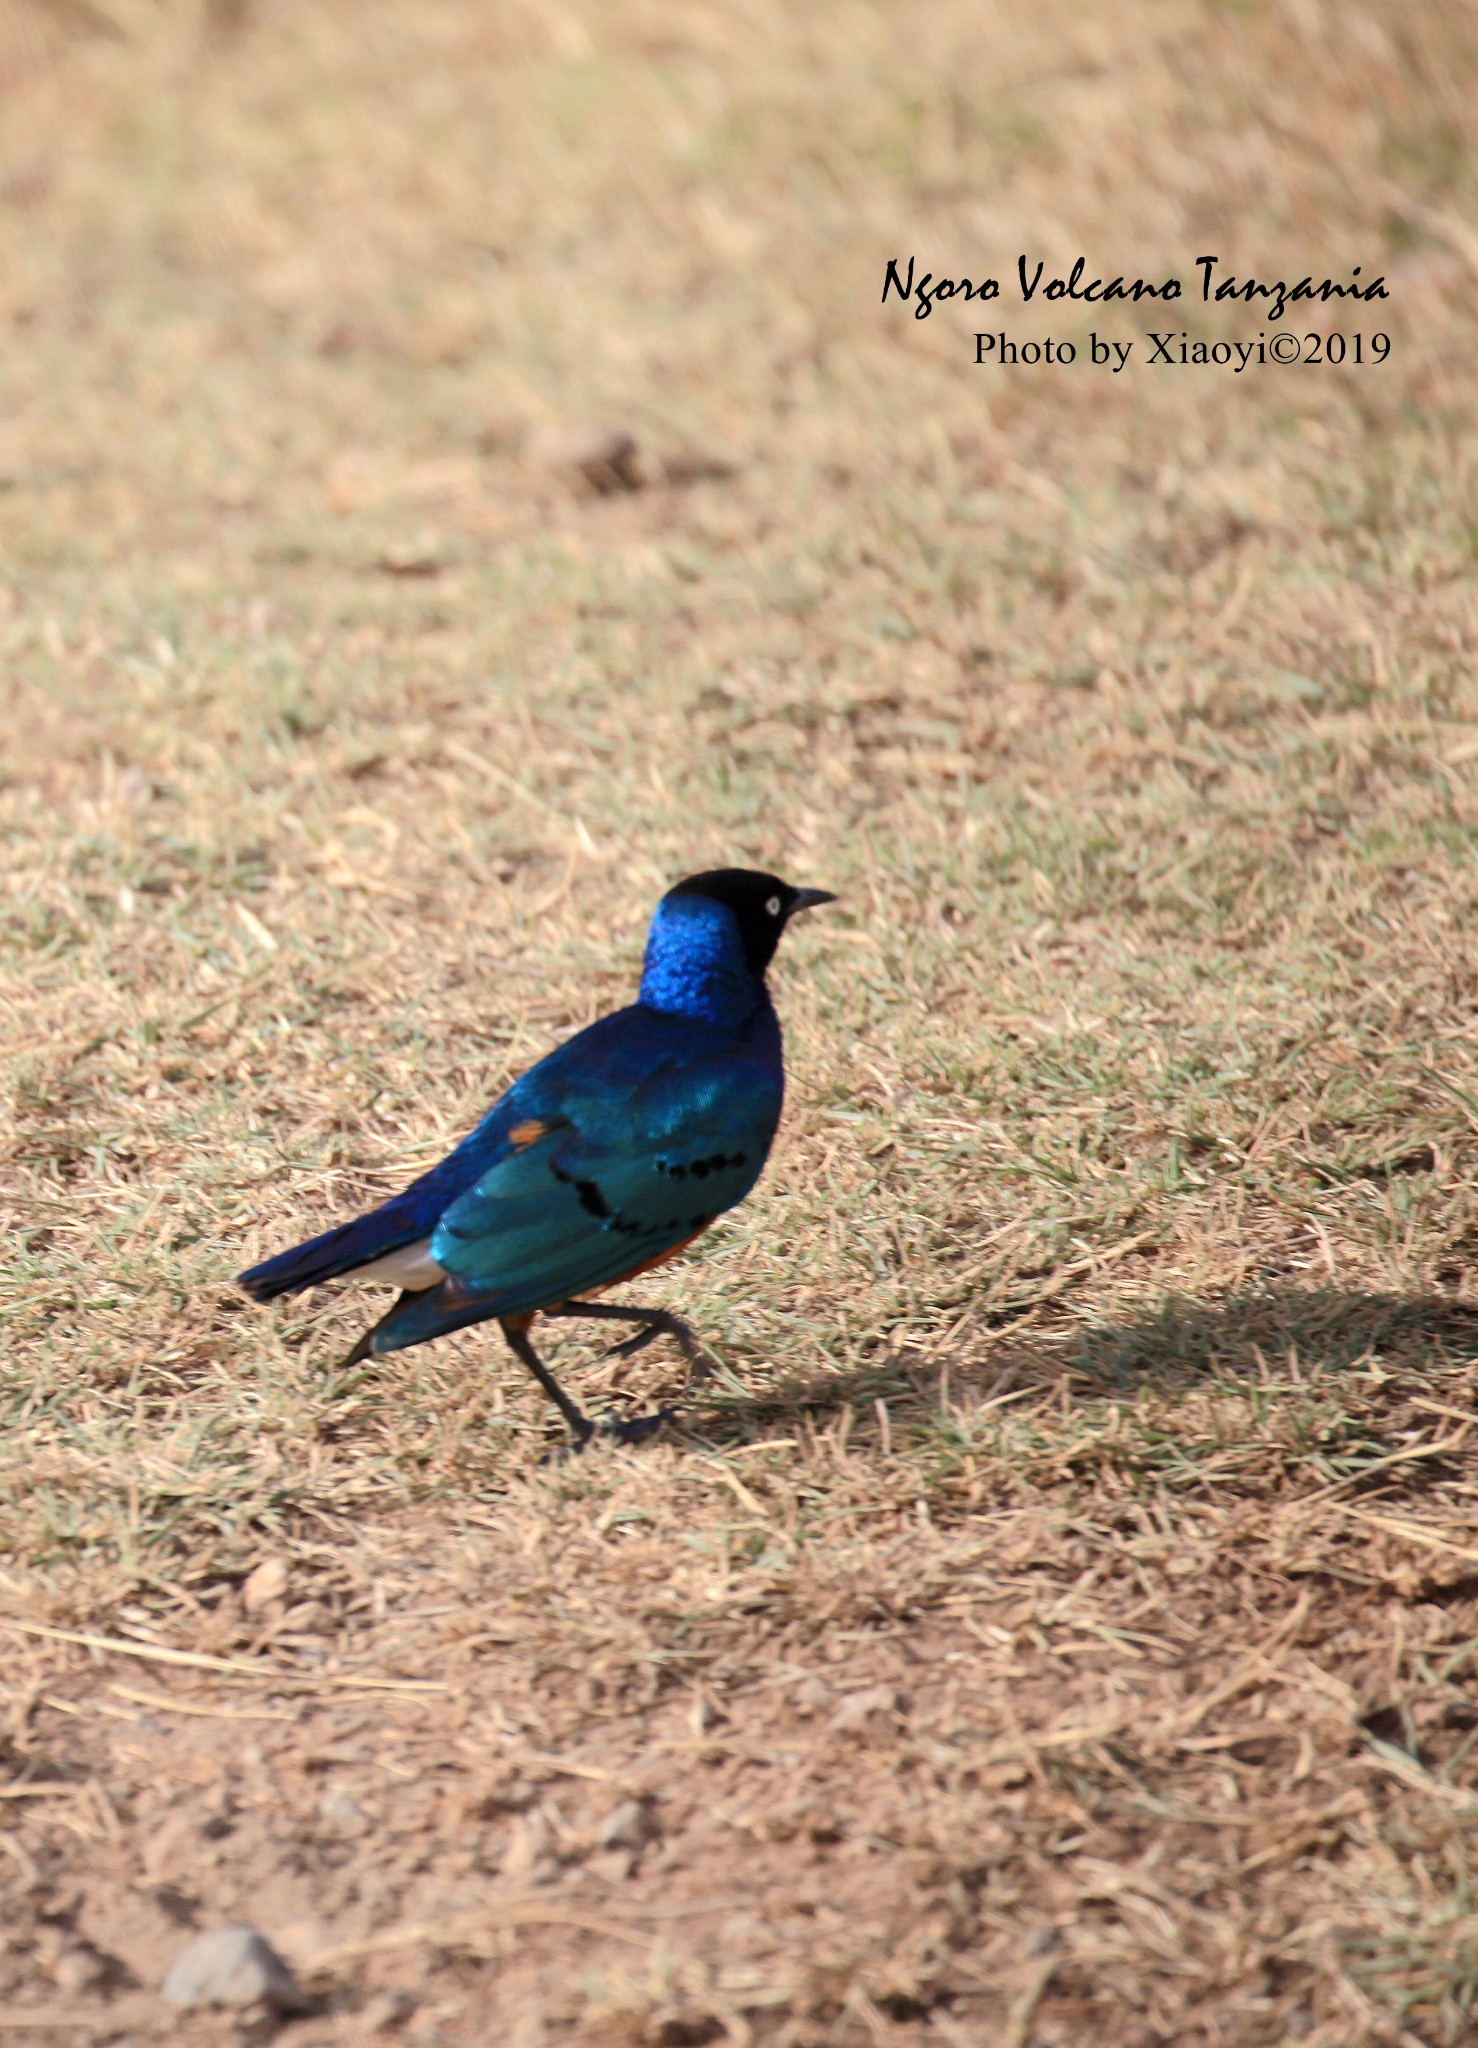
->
[638,895,762,1027]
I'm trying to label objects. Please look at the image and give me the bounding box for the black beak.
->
[788,887,837,916]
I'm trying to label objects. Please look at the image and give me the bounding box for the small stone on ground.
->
[161,1925,309,2013]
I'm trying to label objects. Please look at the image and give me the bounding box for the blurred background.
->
[1,0,1473,592]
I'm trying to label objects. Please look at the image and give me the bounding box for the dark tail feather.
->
[335,1282,497,1369]
[339,1326,376,1369]
[356,1276,505,1358]
[338,1300,399,1370]
[238,1205,424,1303]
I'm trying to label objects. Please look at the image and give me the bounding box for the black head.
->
[664,868,836,975]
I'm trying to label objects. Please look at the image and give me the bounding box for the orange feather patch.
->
[596,1226,710,1291]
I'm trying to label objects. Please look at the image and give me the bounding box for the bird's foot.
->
[595,1405,679,1448]
[597,1325,717,1386]
[658,1317,721,1384]
[538,1405,678,1461]
[536,1413,595,1465]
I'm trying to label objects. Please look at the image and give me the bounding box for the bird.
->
[238,868,835,1447]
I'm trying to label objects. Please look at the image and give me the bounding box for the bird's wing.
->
[427,1050,782,1315]
[238,1005,650,1302]
[236,1088,524,1302]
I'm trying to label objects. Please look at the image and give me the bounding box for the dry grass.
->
[3,0,1478,2040]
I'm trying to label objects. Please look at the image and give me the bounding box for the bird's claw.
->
[541,1404,679,1461]
[595,1405,679,1447]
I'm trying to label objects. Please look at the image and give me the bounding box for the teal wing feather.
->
[423,1052,782,1317]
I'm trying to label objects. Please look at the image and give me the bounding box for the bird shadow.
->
[701,1285,1478,1439]
[1055,1285,1478,1390]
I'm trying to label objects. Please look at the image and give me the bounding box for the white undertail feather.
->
[351,1240,446,1289]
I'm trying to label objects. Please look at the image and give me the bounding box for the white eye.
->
[766,894,782,917]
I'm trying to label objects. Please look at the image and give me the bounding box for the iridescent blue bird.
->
[238,869,835,1446]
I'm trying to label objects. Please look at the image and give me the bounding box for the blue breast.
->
[638,894,765,1030]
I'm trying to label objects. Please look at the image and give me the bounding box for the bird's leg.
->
[543,1300,718,1382]
[500,1318,672,1449]
[500,1319,595,1448]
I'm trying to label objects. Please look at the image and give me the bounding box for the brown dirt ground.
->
[9,1349,1478,2046]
